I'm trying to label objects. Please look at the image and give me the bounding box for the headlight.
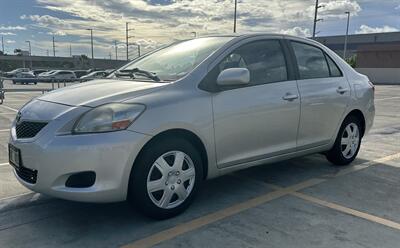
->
[73,103,145,134]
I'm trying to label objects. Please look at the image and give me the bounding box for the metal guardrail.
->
[0,77,99,104]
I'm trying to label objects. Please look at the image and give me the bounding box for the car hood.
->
[37,79,169,107]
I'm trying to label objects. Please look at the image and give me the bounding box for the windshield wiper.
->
[114,68,161,82]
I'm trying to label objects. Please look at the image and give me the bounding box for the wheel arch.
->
[345,109,366,137]
[132,128,209,181]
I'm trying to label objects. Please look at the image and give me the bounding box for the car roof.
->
[201,33,314,42]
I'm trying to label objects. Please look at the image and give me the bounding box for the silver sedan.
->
[8,34,375,219]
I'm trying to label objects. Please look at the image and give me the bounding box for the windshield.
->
[117,37,233,81]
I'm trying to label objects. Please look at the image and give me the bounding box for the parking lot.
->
[0,80,399,248]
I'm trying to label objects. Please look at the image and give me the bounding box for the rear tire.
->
[326,115,362,166]
[128,137,203,219]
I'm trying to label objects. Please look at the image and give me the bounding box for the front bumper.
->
[10,130,150,203]
[9,99,152,203]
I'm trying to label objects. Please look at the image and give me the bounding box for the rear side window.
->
[291,41,330,80]
[218,40,288,85]
[325,54,343,77]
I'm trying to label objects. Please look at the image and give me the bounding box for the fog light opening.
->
[65,171,96,188]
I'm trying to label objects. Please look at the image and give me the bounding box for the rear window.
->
[325,54,343,77]
[291,41,330,80]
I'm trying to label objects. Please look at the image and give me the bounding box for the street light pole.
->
[233,0,237,33]
[343,11,351,60]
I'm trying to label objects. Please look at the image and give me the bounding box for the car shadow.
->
[0,154,383,247]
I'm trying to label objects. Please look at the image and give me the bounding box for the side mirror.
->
[217,68,250,87]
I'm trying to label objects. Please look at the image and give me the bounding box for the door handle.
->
[336,87,348,94]
[282,93,299,101]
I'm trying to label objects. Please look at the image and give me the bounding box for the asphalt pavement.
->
[0,80,399,248]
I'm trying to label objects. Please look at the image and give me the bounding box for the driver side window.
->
[217,40,288,86]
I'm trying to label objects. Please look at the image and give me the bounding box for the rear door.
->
[289,40,350,149]
[210,39,301,168]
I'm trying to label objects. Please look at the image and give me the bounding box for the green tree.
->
[346,55,357,68]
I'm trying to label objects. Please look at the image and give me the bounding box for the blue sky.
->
[0,0,399,58]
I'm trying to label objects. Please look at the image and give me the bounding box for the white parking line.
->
[121,152,400,248]
[0,129,10,132]
[0,162,9,166]
[0,105,18,112]
[375,96,400,101]
[0,192,34,202]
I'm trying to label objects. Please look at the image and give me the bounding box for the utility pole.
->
[25,40,31,55]
[1,36,3,54]
[126,22,129,60]
[125,22,135,60]
[86,29,94,59]
[69,44,72,57]
[26,40,32,69]
[312,0,323,38]
[52,36,56,56]
[343,11,351,60]
[46,49,49,56]
[233,0,237,33]
[136,44,141,57]
[114,40,118,60]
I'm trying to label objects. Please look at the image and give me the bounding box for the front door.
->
[211,39,301,168]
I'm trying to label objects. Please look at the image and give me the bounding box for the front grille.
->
[16,121,48,139]
[15,166,37,184]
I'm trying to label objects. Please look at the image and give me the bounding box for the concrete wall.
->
[0,55,128,71]
[356,68,400,84]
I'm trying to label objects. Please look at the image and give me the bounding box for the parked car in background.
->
[74,70,89,78]
[80,71,107,81]
[31,69,48,76]
[4,68,30,78]
[38,70,57,77]
[12,71,38,85]
[8,34,375,219]
[40,70,77,81]
[105,69,116,75]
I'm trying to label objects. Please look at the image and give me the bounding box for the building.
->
[315,32,400,84]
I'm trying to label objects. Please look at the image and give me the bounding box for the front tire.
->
[129,137,203,219]
[326,115,362,166]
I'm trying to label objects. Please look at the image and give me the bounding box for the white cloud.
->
[20,0,364,57]
[5,40,16,44]
[280,27,311,37]
[317,0,361,19]
[0,25,26,31]
[0,32,16,36]
[47,30,67,36]
[355,24,399,34]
